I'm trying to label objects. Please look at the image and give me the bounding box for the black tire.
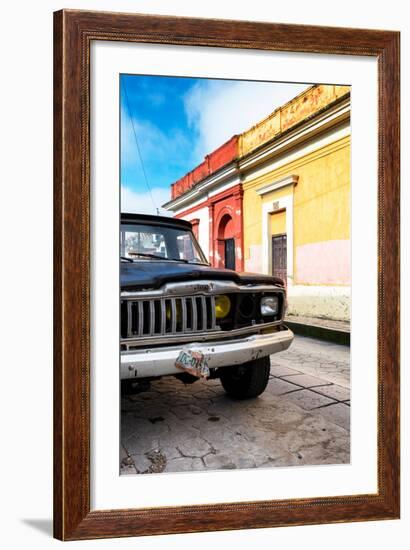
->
[219,356,271,399]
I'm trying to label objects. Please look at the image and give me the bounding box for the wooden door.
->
[224,238,235,270]
[272,234,287,283]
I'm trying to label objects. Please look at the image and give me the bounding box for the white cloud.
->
[121,185,171,216]
[121,107,194,178]
[184,80,310,159]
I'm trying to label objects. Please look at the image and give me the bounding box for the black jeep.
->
[120,213,293,399]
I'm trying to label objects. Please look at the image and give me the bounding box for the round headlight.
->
[215,295,231,319]
[261,295,279,316]
[239,294,255,318]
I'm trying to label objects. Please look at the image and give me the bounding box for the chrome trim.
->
[121,280,285,341]
[171,298,177,333]
[160,299,166,334]
[121,327,294,379]
[149,300,155,335]
[181,298,187,332]
[201,296,207,330]
[191,297,197,331]
[138,301,143,335]
[210,295,216,329]
[127,301,132,338]
[121,279,285,300]
[122,319,281,349]
[121,295,221,337]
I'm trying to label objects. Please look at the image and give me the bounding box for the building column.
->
[190,218,200,240]
[233,188,244,271]
[208,203,215,266]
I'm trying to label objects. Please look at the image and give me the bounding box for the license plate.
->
[175,349,210,379]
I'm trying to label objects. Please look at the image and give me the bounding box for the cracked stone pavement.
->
[120,335,350,475]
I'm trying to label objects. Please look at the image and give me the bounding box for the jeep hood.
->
[121,261,284,291]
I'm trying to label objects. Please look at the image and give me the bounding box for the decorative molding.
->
[163,163,239,211]
[261,193,294,280]
[174,183,243,219]
[240,98,350,173]
[257,174,299,196]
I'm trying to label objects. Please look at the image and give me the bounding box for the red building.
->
[163,136,244,271]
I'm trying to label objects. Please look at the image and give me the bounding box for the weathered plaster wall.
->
[270,210,286,235]
[178,205,210,259]
[243,133,351,320]
[292,139,350,257]
[239,84,350,157]
[296,240,350,285]
[176,184,244,270]
[171,136,238,199]
[286,285,351,321]
[167,84,351,321]
[244,184,292,271]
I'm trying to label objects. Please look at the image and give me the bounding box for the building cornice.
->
[163,94,350,213]
[243,134,349,192]
[174,183,243,219]
[239,96,350,174]
[256,174,299,196]
[163,162,240,212]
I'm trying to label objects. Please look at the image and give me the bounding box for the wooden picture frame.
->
[53,9,400,540]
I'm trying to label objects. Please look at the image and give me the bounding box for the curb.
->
[285,319,350,346]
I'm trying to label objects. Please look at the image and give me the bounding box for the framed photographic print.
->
[54,9,400,540]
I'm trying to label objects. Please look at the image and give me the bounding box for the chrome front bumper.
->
[121,327,294,379]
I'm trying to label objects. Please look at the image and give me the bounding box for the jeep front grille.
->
[121,296,218,338]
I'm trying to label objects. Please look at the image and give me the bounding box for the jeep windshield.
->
[120,222,208,265]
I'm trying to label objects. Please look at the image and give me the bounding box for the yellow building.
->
[240,85,351,321]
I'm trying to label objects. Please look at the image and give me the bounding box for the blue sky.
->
[120,74,309,214]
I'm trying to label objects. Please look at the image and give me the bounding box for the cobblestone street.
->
[121,335,350,474]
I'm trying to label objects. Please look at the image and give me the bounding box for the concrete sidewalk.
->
[285,314,350,345]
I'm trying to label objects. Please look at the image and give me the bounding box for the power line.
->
[122,80,159,215]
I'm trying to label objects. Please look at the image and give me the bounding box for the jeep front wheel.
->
[219,356,271,399]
